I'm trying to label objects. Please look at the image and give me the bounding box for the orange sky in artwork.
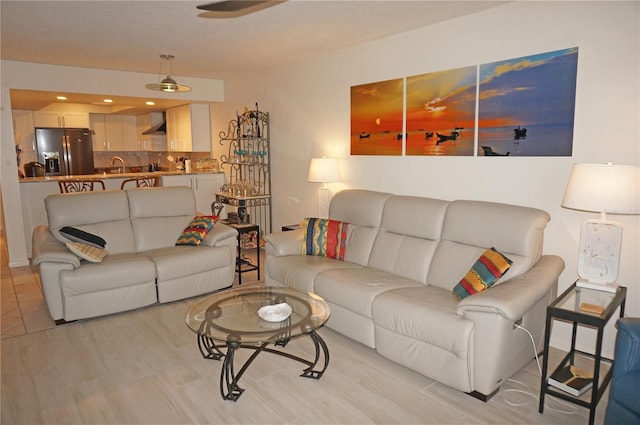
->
[405,66,477,132]
[351,78,404,133]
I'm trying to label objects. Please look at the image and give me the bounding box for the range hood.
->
[142,112,166,135]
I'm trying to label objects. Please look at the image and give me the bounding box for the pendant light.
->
[145,54,191,93]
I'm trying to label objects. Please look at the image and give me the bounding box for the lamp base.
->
[576,279,618,293]
[318,186,332,218]
[577,219,622,285]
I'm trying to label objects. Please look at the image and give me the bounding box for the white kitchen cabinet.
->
[90,114,107,151]
[33,111,89,128]
[166,104,211,152]
[121,116,138,151]
[160,173,226,214]
[136,112,166,151]
[90,114,137,151]
[106,115,137,151]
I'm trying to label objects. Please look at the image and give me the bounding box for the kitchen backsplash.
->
[93,151,212,171]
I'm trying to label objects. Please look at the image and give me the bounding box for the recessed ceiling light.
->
[103,99,113,103]
[146,101,155,106]
[57,96,67,100]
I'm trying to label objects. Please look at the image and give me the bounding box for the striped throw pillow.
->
[301,218,349,260]
[176,216,218,246]
[453,247,513,300]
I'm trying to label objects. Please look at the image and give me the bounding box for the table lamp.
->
[561,163,640,292]
[308,157,340,218]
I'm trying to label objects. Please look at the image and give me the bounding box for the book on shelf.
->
[548,364,593,396]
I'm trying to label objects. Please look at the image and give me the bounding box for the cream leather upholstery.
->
[32,186,237,322]
[265,189,565,400]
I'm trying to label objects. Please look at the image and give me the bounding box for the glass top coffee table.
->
[185,285,331,401]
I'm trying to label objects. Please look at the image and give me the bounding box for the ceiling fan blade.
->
[197,1,276,13]
[197,0,285,17]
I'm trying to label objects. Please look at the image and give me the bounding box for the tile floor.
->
[1,232,55,338]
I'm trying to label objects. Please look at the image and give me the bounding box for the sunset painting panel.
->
[351,78,404,156]
[405,66,477,156]
[477,47,578,156]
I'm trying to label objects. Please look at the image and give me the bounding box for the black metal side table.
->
[220,221,260,285]
[538,281,626,425]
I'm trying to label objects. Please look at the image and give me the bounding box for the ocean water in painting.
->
[350,131,403,156]
[478,123,573,156]
[405,128,475,156]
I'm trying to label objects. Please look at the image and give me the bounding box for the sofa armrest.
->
[201,222,238,247]
[264,229,304,257]
[613,318,640,375]
[457,255,565,321]
[31,225,81,267]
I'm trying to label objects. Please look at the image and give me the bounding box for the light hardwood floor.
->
[1,232,608,424]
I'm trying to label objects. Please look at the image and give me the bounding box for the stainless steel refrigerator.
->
[35,128,95,176]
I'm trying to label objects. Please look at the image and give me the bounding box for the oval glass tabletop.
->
[185,286,330,345]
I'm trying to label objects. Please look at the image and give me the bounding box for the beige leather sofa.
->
[265,189,565,400]
[31,186,237,323]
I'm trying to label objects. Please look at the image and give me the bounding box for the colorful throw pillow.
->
[176,216,219,246]
[66,242,109,263]
[302,217,349,260]
[60,226,106,248]
[453,247,513,300]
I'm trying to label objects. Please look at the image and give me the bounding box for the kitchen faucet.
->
[110,156,126,173]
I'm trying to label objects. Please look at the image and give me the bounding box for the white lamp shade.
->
[562,163,640,214]
[308,158,340,183]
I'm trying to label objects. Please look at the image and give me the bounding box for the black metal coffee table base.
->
[197,330,330,401]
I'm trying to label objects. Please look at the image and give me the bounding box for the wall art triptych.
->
[350,47,579,157]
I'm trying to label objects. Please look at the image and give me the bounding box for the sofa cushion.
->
[59,253,157,321]
[66,242,109,263]
[452,247,512,299]
[45,190,136,254]
[314,268,423,318]
[329,189,391,227]
[427,200,550,291]
[144,245,232,281]
[60,226,106,248]
[60,253,156,294]
[176,216,218,246]
[368,195,449,282]
[373,285,470,355]
[328,189,393,267]
[302,217,349,260]
[265,255,362,292]
[127,186,196,252]
[372,286,474,392]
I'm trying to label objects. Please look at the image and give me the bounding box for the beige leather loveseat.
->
[31,186,237,323]
[265,189,564,400]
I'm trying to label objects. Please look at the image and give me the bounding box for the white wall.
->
[219,1,639,356]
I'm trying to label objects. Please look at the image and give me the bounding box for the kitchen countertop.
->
[19,170,223,183]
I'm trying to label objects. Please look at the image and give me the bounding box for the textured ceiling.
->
[2,0,507,111]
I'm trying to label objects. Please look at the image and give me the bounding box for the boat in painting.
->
[514,126,527,139]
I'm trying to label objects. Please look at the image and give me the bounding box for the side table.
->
[538,281,626,425]
[220,221,260,285]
